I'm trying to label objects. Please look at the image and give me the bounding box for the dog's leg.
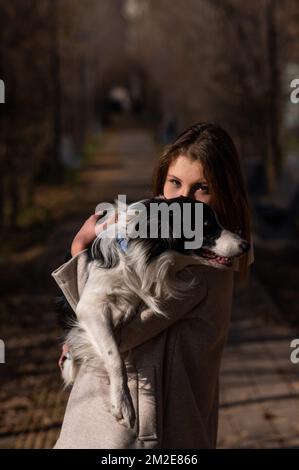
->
[78,304,136,429]
[99,319,136,430]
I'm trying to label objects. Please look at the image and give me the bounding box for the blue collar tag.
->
[116,237,128,253]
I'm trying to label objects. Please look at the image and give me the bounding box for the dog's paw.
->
[110,386,136,429]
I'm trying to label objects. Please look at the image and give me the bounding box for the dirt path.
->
[218,277,299,448]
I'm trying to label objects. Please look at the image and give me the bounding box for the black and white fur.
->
[60,196,249,428]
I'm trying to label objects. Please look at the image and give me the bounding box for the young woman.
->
[52,122,254,449]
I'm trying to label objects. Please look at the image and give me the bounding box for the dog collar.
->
[116,237,128,253]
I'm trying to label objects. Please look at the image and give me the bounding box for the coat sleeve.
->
[51,248,90,313]
[51,250,208,353]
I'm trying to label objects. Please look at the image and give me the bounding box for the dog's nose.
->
[240,240,250,253]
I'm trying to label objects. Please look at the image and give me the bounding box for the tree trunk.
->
[265,0,282,192]
[48,0,62,174]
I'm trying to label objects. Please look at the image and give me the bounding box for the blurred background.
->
[0,0,298,449]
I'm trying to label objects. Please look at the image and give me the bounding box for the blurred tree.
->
[129,0,296,191]
[0,0,298,230]
[0,0,125,229]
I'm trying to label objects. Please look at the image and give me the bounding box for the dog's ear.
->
[91,236,120,269]
[90,236,104,262]
[104,240,121,269]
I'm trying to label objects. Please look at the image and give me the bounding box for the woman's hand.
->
[58,343,70,371]
[71,210,118,256]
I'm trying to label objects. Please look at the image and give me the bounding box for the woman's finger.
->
[94,211,105,220]
[59,356,66,370]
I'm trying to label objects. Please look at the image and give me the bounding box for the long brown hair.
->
[152,122,252,281]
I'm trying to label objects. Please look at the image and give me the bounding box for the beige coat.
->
[51,247,253,449]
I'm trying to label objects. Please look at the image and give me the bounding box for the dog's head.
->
[91,196,250,269]
[191,200,250,267]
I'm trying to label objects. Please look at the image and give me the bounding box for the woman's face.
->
[163,155,212,205]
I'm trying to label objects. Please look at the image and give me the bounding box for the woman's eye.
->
[195,184,209,194]
[170,179,181,187]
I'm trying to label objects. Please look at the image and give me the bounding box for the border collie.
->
[61,196,249,428]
